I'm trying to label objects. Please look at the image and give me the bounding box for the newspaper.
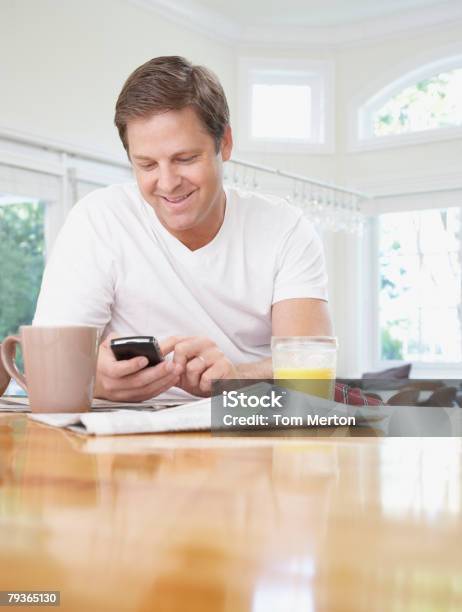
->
[0,395,186,413]
[0,396,30,412]
[28,398,212,435]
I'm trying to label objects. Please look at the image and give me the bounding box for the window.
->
[238,58,334,153]
[378,207,462,364]
[374,68,462,137]
[0,166,60,366]
[0,195,46,394]
[0,196,45,339]
[354,55,462,150]
[251,82,312,141]
[0,133,133,395]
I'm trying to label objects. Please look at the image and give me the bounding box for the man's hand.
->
[94,334,183,402]
[172,336,238,397]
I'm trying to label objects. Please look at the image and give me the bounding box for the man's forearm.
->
[235,358,273,379]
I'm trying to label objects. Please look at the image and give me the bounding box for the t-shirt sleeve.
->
[272,215,328,304]
[33,203,115,330]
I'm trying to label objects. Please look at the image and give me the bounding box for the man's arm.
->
[172,211,332,393]
[168,298,333,394]
[235,298,333,379]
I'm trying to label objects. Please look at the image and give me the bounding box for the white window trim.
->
[237,57,335,154]
[348,43,462,152]
[0,129,132,256]
[353,124,462,153]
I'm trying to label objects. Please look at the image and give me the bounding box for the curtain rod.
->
[0,127,368,199]
[230,157,369,198]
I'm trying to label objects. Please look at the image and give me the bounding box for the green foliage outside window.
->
[0,201,45,340]
[381,328,403,360]
[374,67,462,136]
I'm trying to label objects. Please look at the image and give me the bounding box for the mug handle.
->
[1,336,27,392]
[0,343,11,395]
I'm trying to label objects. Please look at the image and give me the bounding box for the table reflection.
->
[1,415,462,611]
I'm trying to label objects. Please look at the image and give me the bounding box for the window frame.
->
[349,52,462,152]
[367,208,462,378]
[0,132,132,258]
[237,57,335,154]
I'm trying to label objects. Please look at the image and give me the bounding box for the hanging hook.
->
[233,163,239,185]
[252,169,258,189]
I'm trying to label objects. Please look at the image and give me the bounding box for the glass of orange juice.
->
[271,336,338,400]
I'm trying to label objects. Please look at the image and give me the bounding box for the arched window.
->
[373,68,462,136]
[355,55,462,148]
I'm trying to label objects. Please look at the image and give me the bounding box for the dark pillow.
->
[362,363,412,380]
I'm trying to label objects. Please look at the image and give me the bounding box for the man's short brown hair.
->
[114,56,230,155]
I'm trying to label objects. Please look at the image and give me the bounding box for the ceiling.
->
[137,0,462,45]
[189,0,450,28]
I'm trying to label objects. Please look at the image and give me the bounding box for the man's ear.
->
[220,125,233,161]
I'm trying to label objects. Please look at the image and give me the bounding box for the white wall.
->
[336,24,462,375]
[236,21,462,185]
[0,0,236,157]
[2,2,461,375]
[236,21,462,375]
[337,25,462,187]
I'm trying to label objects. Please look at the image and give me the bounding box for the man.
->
[34,56,332,401]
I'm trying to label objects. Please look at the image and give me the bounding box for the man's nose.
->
[156,165,182,194]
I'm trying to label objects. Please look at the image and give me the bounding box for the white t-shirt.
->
[34,183,328,372]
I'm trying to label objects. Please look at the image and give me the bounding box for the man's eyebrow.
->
[173,149,202,157]
[132,154,153,161]
[132,150,202,161]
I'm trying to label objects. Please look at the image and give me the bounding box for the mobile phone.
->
[110,336,164,368]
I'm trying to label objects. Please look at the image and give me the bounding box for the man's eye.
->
[141,164,155,170]
[177,156,197,163]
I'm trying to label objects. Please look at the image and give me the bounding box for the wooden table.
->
[1,413,461,611]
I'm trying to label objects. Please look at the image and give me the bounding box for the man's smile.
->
[159,189,197,209]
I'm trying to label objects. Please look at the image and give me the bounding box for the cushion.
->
[362,363,412,380]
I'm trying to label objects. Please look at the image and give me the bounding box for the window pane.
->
[0,198,45,393]
[379,208,462,363]
[251,84,311,140]
[373,67,462,136]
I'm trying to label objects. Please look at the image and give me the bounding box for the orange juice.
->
[274,367,335,379]
[271,337,338,400]
[274,367,335,399]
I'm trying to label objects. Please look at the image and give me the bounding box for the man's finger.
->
[184,356,208,389]
[186,355,209,373]
[198,360,231,394]
[116,371,181,401]
[173,337,215,366]
[101,332,118,350]
[105,357,182,384]
[101,361,182,395]
[102,355,149,378]
[159,335,190,357]
[108,373,181,402]
[199,346,224,365]
[128,360,182,387]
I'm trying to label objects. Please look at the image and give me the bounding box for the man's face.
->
[127,106,232,247]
